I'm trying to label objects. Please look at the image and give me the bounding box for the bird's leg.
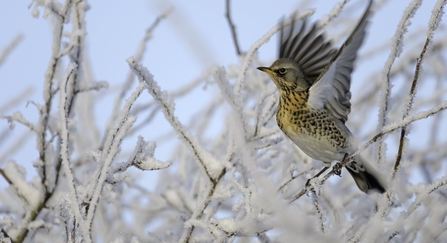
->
[305,166,330,188]
[333,153,349,177]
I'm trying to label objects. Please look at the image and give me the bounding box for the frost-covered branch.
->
[3,112,37,132]
[103,9,172,147]
[377,0,422,164]
[58,62,90,241]
[385,176,447,241]
[75,81,108,93]
[8,1,74,242]
[318,0,349,28]
[38,0,72,167]
[311,191,326,233]
[85,82,145,230]
[394,0,447,178]
[108,136,171,180]
[127,57,227,242]
[127,57,225,182]
[214,66,248,137]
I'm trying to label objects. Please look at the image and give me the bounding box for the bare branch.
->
[2,112,37,132]
[0,87,33,115]
[0,34,23,67]
[225,0,242,56]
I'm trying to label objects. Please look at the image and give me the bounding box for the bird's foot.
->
[333,163,342,177]
[333,153,349,176]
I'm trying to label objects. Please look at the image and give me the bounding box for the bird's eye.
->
[278,68,287,75]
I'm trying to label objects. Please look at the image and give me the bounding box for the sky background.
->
[0,0,441,190]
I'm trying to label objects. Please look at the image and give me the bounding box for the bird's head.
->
[257,58,310,92]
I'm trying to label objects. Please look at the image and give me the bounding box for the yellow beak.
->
[257,67,275,75]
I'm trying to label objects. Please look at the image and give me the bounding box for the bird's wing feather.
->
[279,15,337,85]
[308,0,372,123]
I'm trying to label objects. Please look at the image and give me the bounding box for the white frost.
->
[127,57,224,180]
[132,136,171,171]
[4,161,40,208]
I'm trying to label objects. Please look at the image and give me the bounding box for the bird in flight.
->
[257,0,385,193]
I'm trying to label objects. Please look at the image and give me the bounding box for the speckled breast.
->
[276,90,348,162]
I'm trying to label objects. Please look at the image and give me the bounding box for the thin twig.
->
[179,169,226,242]
[3,112,37,132]
[0,34,23,67]
[0,87,33,115]
[278,169,307,192]
[225,0,242,56]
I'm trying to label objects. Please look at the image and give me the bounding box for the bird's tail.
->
[345,155,386,193]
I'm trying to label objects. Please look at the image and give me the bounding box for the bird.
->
[257,0,385,193]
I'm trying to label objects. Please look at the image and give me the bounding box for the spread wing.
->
[308,0,372,123]
[279,14,337,86]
